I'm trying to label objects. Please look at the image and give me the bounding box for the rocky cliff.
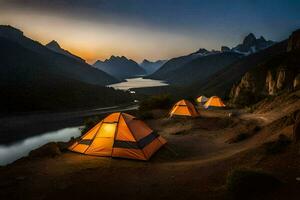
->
[230,30,300,106]
[287,29,300,52]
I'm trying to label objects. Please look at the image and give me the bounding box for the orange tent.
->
[169,99,199,117]
[204,96,226,109]
[69,112,166,160]
[196,96,208,104]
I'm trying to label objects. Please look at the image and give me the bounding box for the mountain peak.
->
[232,32,274,55]
[46,39,85,62]
[46,40,61,49]
[195,48,209,54]
[243,33,256,45]
[109,55,129,61]
[94,55,146,79]
[142,59,150,63]
[259,36,266,42]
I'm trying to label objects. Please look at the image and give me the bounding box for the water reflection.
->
[0,127,81,166]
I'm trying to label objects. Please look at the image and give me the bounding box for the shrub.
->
[226,168,282,199]
[139,94,173,112]
[29,142,61,158]
[138,111,154,120]
[264,134,291,155]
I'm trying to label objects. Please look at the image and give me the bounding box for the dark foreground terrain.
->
[0,90,300,200]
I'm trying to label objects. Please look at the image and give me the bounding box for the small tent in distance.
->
[204,96,226,109]
[69,112,166,160]
[169,99,199,117]
[196,96,208,104]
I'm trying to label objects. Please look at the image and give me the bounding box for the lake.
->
[108,77,169,91]
[0,127,81,166]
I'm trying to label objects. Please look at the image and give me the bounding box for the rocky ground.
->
[0,91,300,200]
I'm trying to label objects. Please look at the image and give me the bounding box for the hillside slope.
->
[0,37,132,112]
[148,49,210,80]
[0,25,117,85]
[189,40,287,98]
[140,59,166,75]
[159,52,242,85]
[46,40,85,63]
[229,30,300,106]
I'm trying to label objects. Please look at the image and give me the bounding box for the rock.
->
[229,72,262,106]
[265,70,276,95]
[294,74,300,90]
[266,67,295,95]
[287,29,300,52]
[29,142,61,158]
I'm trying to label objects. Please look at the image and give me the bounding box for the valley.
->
[0,2,300,199]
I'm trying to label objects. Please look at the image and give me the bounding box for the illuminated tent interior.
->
[204,96,226,109]
[169,99,199,117]
[196,96,208,104]
[69,112,166,160]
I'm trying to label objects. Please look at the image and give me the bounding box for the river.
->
[0,127,81,165]
[108,77,169,91]
[0,78,165,165]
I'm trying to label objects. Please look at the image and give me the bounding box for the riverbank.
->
[0,103,138,145]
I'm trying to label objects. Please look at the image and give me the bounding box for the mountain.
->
[93,56,146,79]
[0,36,132,112]
[232,33,275,55]
[148,48,212,80]
[0,25,117,86]
[188,40,287,98]
[46,40,85,62]
[153,52,242,86]
[229,29,300,106]
[0,26,132,112]
[140,59,167,75]
[149,34,274,82]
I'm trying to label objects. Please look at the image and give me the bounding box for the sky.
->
[0,0,300,63]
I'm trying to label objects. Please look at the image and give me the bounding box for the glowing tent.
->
[204,96,226,109]
[196,96,208,104]
[69,112,166,160]
[169,99,199,117]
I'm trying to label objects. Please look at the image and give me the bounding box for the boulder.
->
[294,74,300,90]
[29,142,61,158]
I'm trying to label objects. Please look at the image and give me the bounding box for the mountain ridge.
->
[93,55,146,80]
[46,40,85,63]
[149,33,275,84]
[0,25,117,86]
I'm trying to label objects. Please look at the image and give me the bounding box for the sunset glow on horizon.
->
[1,0,300,63]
